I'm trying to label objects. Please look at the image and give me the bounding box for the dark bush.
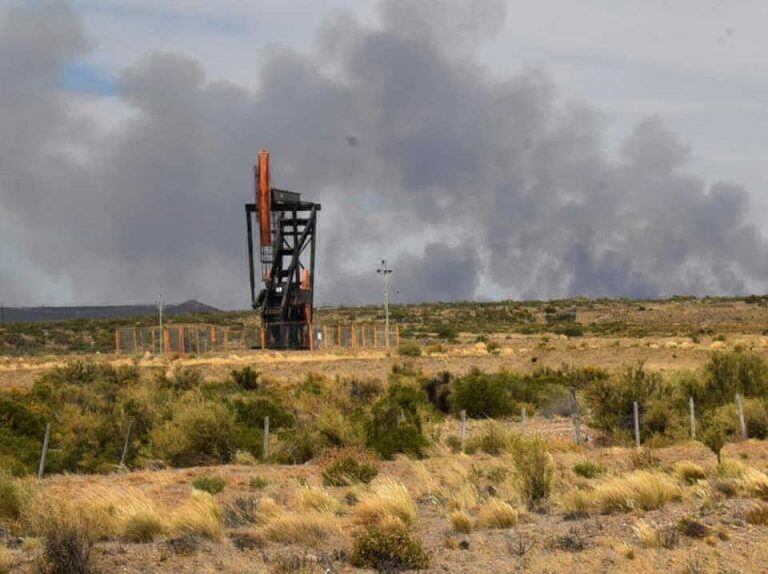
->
[366,384,430,459]
[421,372,452,414]
[320,448,379,486]
[231,367,260,391]
[192,474,227,494]
[451,369,516,418]
[231,394,294,429]
[350,521,430,571]
[397,342,422,357]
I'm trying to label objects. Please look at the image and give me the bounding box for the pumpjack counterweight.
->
[245,149,321,349]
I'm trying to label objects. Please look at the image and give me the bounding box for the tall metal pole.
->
[158,293,164,355]
[376,259,393,347]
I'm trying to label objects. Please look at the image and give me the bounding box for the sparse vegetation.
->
[192,474,227,495]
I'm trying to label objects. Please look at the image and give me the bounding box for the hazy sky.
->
[2,0,768,308]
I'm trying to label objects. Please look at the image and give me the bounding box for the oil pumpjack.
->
[245,150,320,349]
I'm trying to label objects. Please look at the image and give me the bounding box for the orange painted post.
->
[195,329,201,355]
[224,328,229,352]
[163,328,170,354]
[309,323,314,351]
[396,324,400,347]
[115,329,120,354]
[180,327,186,355]
[323,325,328,348]
[151,329,156,354]
[210,326,216,348]
[351,325,356,348]
[133,328,139,353]
[260,327,265,349]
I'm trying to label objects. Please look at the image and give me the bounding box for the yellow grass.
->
[448,510,473,533]
[0,546,13,574]
[746,502,768,525]
[632,520,659,548]
[674,461,706,484]
[476,498,520,529]
[262,511,341,545]
[354,478,417,526]
[742,468,768,500]
[296,485,343,514]
[171,491,223,540]
[560,470,682,514]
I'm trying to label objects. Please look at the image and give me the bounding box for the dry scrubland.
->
[3,298,768,572]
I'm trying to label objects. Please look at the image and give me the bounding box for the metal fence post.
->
[263,416,270,461]
[38,422,51,479]
[689,396,696,441]
[633,401,641,449]
[460,410,467,454]
[521,407,526,434]
[736,393,748,439]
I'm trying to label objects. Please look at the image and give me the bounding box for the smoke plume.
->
[1,0,767,307]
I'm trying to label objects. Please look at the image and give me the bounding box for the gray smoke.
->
[1,0,767,307]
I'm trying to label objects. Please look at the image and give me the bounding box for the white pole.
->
[736,393,747,439]
[571,388,581,445]
[38,422,51,479]
[263,416,270,461]
[460,410,467,453]
[633,401,641,449]
[689,396,696,441]
[158,293,164,355]
[377,259,393,348]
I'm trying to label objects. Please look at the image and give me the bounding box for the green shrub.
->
[397,342,422,357]
[249,476,268,490]
[701,351,768,409]
[366,384,430,459]
[231,394,294,429]
[583,363,666,438]
[321,448,380,486]
[572,461,605,479]
[510,435,553,503]
[701,415,731,464]
[350,520,430,571]
[192,474,227,495]
[152,399,235,466]
[435,324,458,342]
[465,421,514,455]
[712,398,768,439]
[231,367,260,391]
[421,372,452,414]
[0,472,29,523]
[451,369,516,418]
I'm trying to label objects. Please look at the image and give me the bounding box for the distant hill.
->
[0,300,220,323]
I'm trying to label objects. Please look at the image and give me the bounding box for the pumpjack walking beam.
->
[244,149,321,350]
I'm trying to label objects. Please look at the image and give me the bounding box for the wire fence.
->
[114,322,400,355]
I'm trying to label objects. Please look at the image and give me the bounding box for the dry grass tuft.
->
[746,502,768,525]
[171,491,223,540]
[296,485,343,514]
[675,461,707,484]
[355,479,417,526]
[0,546,13,574]
[560,470,682,514]
[448,510,473,533]
[632,520,678,549]
[477,498,520,529]
[262,511,340,545]
[742,468,768,500]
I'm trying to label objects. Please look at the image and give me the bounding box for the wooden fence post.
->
[571,388,581,445]
[224,328,229,352]
[521,407,526,434]
[396,324,400,347]
[460,410,467,454]
[689,396,696,441]
[133,327,139,353]
[263,416,270,461]
[115,329,120,354]
[38,422,51,479]
[163,328,170,355]
[633,401,641,449]
[736,393,748,439]
[119,421,133,468]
